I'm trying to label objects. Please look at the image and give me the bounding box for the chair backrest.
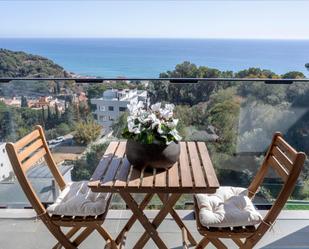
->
[6,125,66,215]
[248,132,306,226]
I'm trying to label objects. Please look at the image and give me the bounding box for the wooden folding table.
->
[88,141,220,249]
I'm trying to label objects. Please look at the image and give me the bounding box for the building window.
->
[99,115,107,121]
[99,106,105,111]
[119,107,126,112]
[108,106,114,111]
[109,116,114,121]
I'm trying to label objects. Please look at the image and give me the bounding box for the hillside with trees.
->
[0,49,70,78]
[0,49,75,96]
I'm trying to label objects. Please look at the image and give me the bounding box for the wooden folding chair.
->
[194,132,307,249]
[6,125,115,249]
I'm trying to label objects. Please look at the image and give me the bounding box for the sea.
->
[0,38,308,78]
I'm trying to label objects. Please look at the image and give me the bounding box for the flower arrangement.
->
[122,100,182,145]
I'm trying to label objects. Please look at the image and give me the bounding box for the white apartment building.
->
[91,89,148,129]
[0,143,13,181]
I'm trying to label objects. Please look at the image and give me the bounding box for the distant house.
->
[31,96,53,108]
[0,97,21,107]
[28,96,65,113]
[72,91,88,104]
[91,89,148,129]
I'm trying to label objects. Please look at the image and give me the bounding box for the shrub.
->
[73,119,101,145]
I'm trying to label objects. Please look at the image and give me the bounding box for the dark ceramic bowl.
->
[125,139,180,169]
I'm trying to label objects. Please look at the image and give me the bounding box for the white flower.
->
[151,102,161,112]
[169,129,182,141]
[136,101,144,109]
[160,108,173,120]
[128,122,141,134]
[127,99,138,113]
[165,103,175,112]
[127,100,145,117]
[124,101,182,144]
[166,119,179,129]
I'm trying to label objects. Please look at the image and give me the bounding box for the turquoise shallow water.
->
[0,38,308,77]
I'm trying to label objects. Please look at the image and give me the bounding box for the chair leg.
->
[240,237,261,249]
[232,238,244,247]
[209,238,228,249]
[95,224,117,249]
[196,237,210,249]
[46,222,76,249]
[73,227,95,246]
[52,227,81,249]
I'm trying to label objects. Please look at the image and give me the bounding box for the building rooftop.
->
[97,88,146,101]
[0,163,73,208]
[0,209,308,249]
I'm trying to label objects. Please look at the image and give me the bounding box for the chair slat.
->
[15,129,40,150]
[90,141,119,181]
[274,136,297,162]
[101,142,126,186]
[268,155,288,181]
[187,142,206,187]
[22,148,46,172]
[197,142,220,188]
[168,162,180,187]
[179,142,193,187]
[18,139,44,162]
[272,145,293,172]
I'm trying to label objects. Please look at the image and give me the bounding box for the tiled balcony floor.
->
[0,210,309,248]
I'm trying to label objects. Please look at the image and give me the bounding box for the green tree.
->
[21,96,28,107]
[56,123,71,136]
[207,88,240,154]
[62,105,75,127]
[73,119,101,145]
[55,103,60,121]
[87,84,108,99]
[282,71,305,79]
[72,143,108,180]
[111,112,128,138]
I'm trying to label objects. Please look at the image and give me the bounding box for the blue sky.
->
[1,1,309,39]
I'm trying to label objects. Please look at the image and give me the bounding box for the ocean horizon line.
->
[1,37,309,41]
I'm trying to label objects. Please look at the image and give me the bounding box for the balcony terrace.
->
[1,209,309,248]
[0,77,309,248]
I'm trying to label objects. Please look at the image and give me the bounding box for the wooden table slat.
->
[187,142,206,187]
[128,166,142,187]
[168,162,180,187]
[89,141,219,193]
[101,142,126,186]
[197,142,220,188]
[113,157,131,187]
[155,169,167,188]
[141,167,155,187]
[90,141,119,181]
[179,142,193,187]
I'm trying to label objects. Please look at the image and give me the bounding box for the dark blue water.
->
[0,38,308,77]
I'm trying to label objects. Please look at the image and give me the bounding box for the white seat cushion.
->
[47,181,111,216]
[195,186,262,228]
